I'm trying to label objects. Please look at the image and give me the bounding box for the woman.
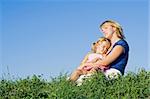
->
[84,20,129,79]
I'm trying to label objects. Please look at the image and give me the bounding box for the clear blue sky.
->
[1,0,149,79]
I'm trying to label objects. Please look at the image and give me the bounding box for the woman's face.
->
[101,23,115,39]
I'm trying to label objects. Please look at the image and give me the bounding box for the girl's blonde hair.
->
[100,20,125,39]
[92,37,111,53]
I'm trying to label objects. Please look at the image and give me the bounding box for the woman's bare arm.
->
[94,45,124,67]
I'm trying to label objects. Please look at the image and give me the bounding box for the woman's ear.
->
[112,26,117,32]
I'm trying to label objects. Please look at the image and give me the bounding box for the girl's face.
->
[101,23,115,39]
[96,41,109,54]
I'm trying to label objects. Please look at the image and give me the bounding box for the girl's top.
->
[87,53,103,62]
[83,53,104,71]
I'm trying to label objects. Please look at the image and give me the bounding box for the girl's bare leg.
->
[69,69,84,81]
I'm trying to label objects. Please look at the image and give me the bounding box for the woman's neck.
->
[106,34,121,55]
[110,34,121,46]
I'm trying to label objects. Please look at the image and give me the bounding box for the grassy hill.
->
[0,69,150,99]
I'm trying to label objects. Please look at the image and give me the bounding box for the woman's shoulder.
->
[115,39,128,45]
[114,39,129,52]
[113,39,128,46]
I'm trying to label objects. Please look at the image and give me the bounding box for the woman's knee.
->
[104,68,122,80]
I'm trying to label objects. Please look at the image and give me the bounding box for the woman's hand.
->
[82,62,93,67]
[77,62,92,70]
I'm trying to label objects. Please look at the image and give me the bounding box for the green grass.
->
[0,69,150,99]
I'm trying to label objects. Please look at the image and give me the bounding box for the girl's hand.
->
[98,65,106,70]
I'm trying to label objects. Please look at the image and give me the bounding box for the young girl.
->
[69,37,111,82]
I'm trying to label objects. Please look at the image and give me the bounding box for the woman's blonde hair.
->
[100,20,125,39]
[92,37,111,53]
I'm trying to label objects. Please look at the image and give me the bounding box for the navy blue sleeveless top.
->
[109,39,129,75]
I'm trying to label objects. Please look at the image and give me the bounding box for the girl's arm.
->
[78,52,90,68]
